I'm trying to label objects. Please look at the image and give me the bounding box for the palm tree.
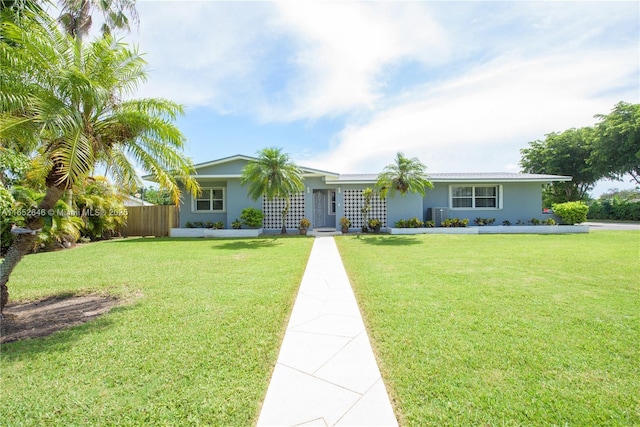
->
[241,148,304,234]
[58,0,138,41]
[0,12,199,314]
[375,152,433,198]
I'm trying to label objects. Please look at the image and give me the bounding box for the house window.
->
[329,190,336,215]
[193,188,224,212]
[450,185,501,209]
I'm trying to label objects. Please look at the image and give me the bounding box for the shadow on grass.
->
[216,238,280,250]
[353,235,422,246]
[0,307,130,358]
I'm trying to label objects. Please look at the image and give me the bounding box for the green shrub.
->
[442,218,469,227]
[213,221,224,229]
[299,218,311,229]
[588,199,640,221]
[474,217,495,226]
[75,178,126,240]
[552,201,589,224]
[394,217,424,228]
[424,220,435,228]
[240,208,264,228]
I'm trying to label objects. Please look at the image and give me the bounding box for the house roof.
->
[144,154,571,183]
[329,172,572,184]
[190,154,340,179]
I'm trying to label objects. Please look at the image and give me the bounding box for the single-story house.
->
[155,154,571,231]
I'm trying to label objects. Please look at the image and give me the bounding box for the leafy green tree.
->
[591,102,640,185]
[241,147,304,234]
[375,152,433,198]
[0,12,198,314]
[58,0,138,41]
[520,127,599,204]
[0,147,30,186]
[135,186,173,205]
[597,187,640,201]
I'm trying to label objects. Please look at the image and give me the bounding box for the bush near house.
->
[588,199,640,221]
[552,202,589,224]
[240,208,264,229]
[441,218,469,227]
[395,217,428,228]
[474,217,496,226]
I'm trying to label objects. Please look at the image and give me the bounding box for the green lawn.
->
[0,237,313,426]
[336,231,640,426]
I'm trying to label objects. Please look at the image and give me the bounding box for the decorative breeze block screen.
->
[262,193,305,229]
[343,189,387,228]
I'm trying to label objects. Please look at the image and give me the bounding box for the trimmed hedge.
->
[588,199,640,221]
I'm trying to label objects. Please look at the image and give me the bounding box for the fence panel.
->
[122,206,178,237]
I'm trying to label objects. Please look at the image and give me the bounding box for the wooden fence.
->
[121,205,178,237]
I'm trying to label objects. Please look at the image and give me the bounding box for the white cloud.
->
[304,47,638,174]
[264,2,448,120]
[120,1,637,182]
[128,2,276,109]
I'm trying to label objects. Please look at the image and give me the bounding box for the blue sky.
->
[89,1,639,194]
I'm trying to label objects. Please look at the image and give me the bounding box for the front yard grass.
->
[0,237,313,426]
[336,231,639,426]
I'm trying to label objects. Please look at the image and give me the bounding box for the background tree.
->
[375,151,433,198]
[241,147,304,234]
[0,12,199,314]
[520,127,599,205]
[591,102,640,185]
[133,186,173,205]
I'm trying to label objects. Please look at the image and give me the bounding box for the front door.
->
[313,190,327,227]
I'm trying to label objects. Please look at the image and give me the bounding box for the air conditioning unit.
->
[430,207,449,226]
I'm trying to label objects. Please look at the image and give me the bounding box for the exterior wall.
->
[386,192,423,227]
[178,178,260,228]
[195,158,249,175]
[175,156,553,231]
[423,182,545,225]
[228,178,262,225]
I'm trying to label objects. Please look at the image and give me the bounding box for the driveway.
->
[583,222,640,231]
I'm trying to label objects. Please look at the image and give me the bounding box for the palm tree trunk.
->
[0,184,66,315]
[281,198,290,234]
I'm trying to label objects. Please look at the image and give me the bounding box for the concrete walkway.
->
[257,237,398,427]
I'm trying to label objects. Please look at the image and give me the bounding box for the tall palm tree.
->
[375,152,433,198]
[0,11,199,314]
[58,0,138,41]
[241,148,304,234]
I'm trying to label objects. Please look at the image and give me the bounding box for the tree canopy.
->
[375,152,433,198]
[241,147,304,234]
[520,127,599,204]
[0,10,198,313]
[520,102,640,204]
[591,102,640,185]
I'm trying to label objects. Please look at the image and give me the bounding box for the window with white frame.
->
[193,188,224,212]
[450,185,501,209]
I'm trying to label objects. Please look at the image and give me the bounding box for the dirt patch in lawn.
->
[0,294,120,343]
